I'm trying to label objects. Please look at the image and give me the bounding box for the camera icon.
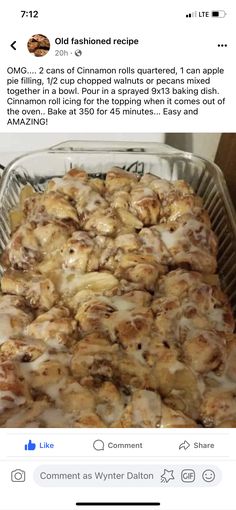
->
[11,469,26,482]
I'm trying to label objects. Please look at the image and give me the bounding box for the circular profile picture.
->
[27,34,50,57]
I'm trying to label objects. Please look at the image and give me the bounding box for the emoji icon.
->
[202,469,215,482]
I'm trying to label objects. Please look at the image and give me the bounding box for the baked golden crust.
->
[1,270,58,311]
[25,307,77,350]
[0,168,235,427]
[24,191,79,226]
[0,295,33,345]
[0,361,30,418]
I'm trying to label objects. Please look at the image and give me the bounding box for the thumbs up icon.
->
[25,440,36,451]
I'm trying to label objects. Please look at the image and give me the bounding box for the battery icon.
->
[212,10,227,17]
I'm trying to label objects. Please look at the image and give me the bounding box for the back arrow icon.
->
[10,41,16,50]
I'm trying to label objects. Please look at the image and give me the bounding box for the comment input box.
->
[34,464,221,487]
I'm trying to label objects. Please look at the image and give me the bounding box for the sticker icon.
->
[161,469,175,483]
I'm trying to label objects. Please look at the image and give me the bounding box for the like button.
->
[25,439,36,451]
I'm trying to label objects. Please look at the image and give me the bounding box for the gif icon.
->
[181,469,195,483]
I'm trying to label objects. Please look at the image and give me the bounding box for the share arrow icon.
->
[179,440,191,450]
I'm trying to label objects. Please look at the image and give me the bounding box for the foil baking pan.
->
[0,140,235,315]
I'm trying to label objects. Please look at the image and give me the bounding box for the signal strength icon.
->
[186,12,197,18]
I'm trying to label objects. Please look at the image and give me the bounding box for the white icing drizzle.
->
[0,391,25,413]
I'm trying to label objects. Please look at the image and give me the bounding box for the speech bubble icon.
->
[93,439,105,451]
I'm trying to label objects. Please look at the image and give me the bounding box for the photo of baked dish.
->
[0,149,236,428]
[27,34,50,57]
